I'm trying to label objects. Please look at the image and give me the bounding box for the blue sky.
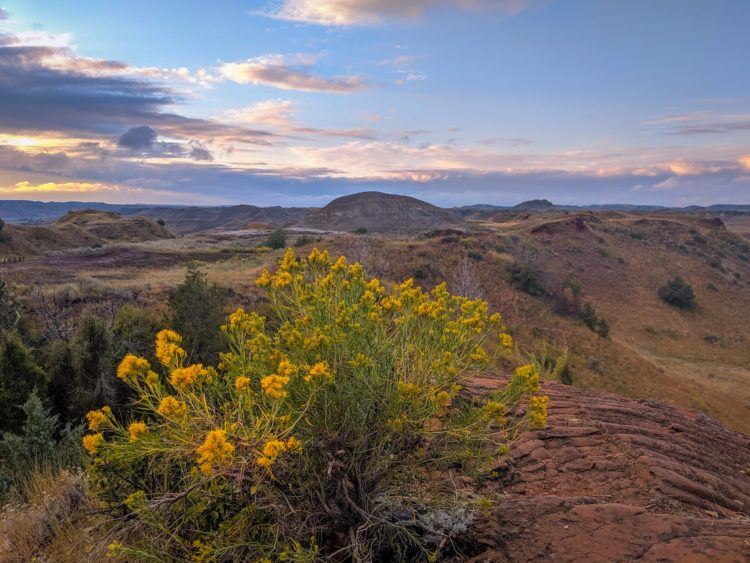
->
[0,0,748,206]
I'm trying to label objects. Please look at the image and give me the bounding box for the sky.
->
[0,0,748,207]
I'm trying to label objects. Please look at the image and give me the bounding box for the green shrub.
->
[294,234,313,247]
[0,331,46,432]
[265,228,287,249]
[0,392,83,497]
[659,276,696,310]
[353,227,368,234]
[505,261,545,296]
[85,249,546,561]
[167,264,230,364]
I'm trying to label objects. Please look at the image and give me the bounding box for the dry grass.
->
[0,468,111,563]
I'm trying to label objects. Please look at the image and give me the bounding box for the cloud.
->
[0,180,117,194]
[0,30,278,146]
[0,8,8,21]
[644,111,750,135]
[220,54,368,93]
[259,0,532,26]
[118,125,157,150]
[226,99,376,139]
[188,142,214,162]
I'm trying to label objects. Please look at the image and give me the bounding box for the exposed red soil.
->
[462,376,750,561]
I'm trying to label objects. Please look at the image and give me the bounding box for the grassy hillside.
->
[0,210,174,258]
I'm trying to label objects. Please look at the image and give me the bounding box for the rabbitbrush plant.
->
[85,248,547,561]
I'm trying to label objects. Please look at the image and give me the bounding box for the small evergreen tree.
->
[0,331,46,432]
[168,264,229,364]
[0,392,83,495]
[0,276,20,331]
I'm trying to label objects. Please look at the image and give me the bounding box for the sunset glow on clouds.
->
[0,0,748,206]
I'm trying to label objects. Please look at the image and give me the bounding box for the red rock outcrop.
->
[462,376,750,562]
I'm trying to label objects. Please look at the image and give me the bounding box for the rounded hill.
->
[297,191,464,233]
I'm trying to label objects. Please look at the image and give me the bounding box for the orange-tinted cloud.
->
[220,55,368,93]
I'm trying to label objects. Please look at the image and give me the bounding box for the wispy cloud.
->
[0,180,116,194]
[644,111,750,135]
[220,54,368,93]
[259,0,532,26]
[225,99,376,139]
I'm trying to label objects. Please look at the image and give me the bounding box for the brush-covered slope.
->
[323,210,750,433]
[0,209,173,257]
[297,191,464,232]
[122,205,311,234]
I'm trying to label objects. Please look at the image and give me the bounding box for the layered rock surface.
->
[462,377,750,561]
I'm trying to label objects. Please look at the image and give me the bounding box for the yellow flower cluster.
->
[235,375,251,392]
[86,406,111,431]
[196,429,235,474]
[117,354,151,383]
[397,381,421,400]
[83,432,104,455]
[500,332,514,349]
[260,359,295,399]
[155,329,186,366]
[528,395,549,429]
[261,374,290,399]
[157,395,188,418]
[128,421,148,442]
[223,307,264,334]
[304,362,332,383]
[512,364,541,394]
[170,364,212,392]
[256,436,301,468]
[482,400,506,426]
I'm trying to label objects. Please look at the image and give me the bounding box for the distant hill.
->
[0,200,138,223]
[0,209,173,257]
[297,191,464,232]
[120,205,311,235]
[512,198,556,211]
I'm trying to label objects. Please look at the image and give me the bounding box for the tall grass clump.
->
[85,248,547,561]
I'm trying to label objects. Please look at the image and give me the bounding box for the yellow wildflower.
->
[128,421,148,442]
[500,332,513,349]
[397,381,420,399]
[308,247,331,266]
[469,346,489,363]
[83,433,104,455]
[170,364,211,392]
[331,255,347,273]
[255,269,272,287]
[482,400,506,425]
[528,395,549,429]
[157,396,188,418]
[155,329,186,366]
[304,361,332,383]
[117,354,150,383]
[272,270,293,288]
[512,364,540,393]
[235,376,251,392]
[106,541,124,559]
[285,435,302,452]
[260,374,290,399]
[196,429,234,474]
[225,308,264,333]
[85,406,111,431]
[279,247,297,270]
[256,437,299,468]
